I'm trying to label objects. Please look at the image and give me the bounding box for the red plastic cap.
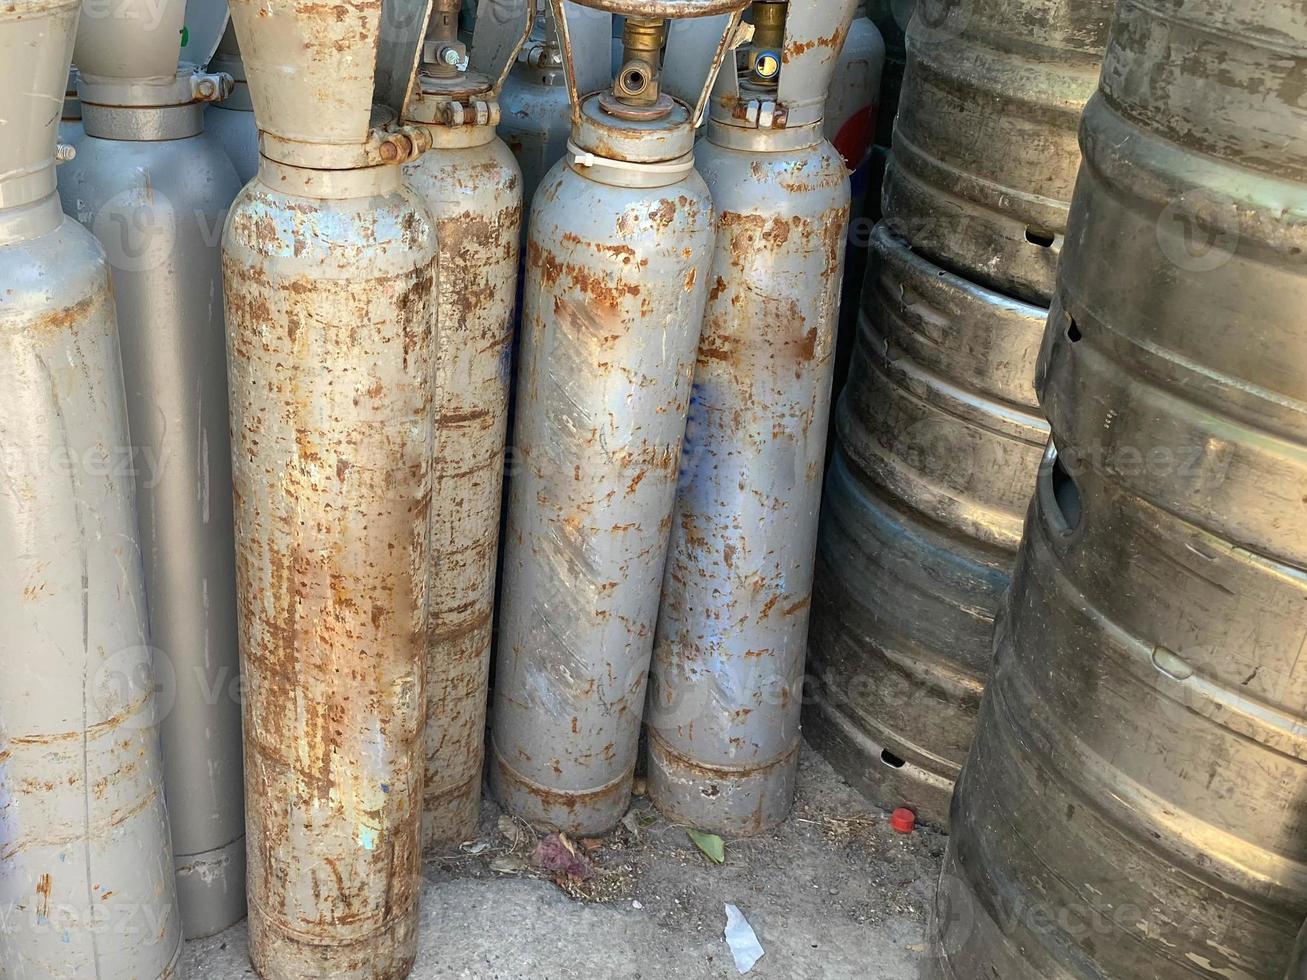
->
[891,808,916,834]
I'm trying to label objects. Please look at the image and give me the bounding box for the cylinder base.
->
[248,904,418,980]
[646,729,799,836]
[490,742,633,837]
[422,770,483,851]
[176,835,248,939]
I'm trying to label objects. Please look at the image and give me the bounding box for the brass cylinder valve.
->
[749,1,786,87]
[423,0,468,79]
[614,16,665,106]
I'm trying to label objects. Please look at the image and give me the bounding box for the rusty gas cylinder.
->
[490,0,746,836]
[222,0,438,974]
[403,0,529,850]
[647,0,857,835]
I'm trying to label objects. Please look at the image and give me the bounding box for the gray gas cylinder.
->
[646,0,856,835]
[58,0,246,939]
[490,0,744,836]
[498,0,571,211]
[205,22,258,183]
[402,0,528,850]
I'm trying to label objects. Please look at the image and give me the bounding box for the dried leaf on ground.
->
[498,814,530,850]
[490,855,529,875]
[620,809,642,838]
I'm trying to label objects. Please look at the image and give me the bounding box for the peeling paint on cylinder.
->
[490,157,716,836]
[222,168,436,980]
[641,0,857,834]
[404,137,521,849]
[648,138,849,834]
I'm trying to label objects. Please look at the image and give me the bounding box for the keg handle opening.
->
[1043,446,1083,534]
[1025,225,1057,248]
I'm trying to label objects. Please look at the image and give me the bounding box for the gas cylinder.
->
[881,0,1110,305]
[646,0,855,835]
[402,0,529,850]
[222,1,437,975]
[60,66,82,145]
[205,23,258,184]
[929,0,1307,976]
[56,0,245,940]
[0,0,181,974]
[499,0,572,210]
[490,0,743,836]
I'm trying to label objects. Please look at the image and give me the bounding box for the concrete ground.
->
[184,746,943,979]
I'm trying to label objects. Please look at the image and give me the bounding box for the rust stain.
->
[783,26,848,63]
[35,874,51,920]
[649,199,676,229]
[796,327,818,363]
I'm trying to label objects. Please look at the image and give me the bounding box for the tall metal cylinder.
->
[206,23,259,184]
[806,225,1047,826]
[929,0,1307,975]
[403,0,528,850]
[824,13,883,181]
[57,0,246,939]
[223,1,438,975]
[498,1,571,211]
[490,0,743,836]
[881,0,1110,304]
[0,0,181,974]
[646,0,854,835]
